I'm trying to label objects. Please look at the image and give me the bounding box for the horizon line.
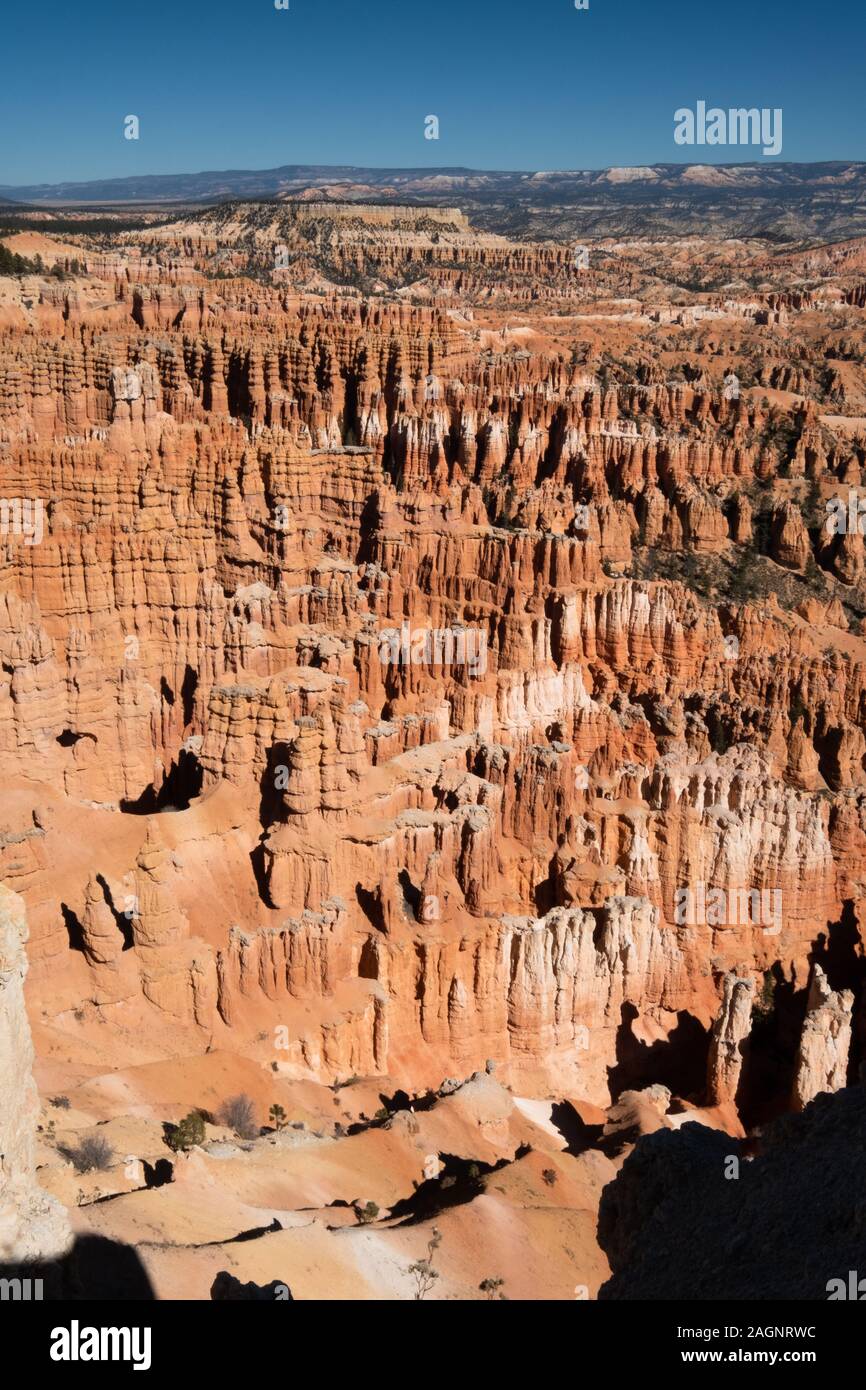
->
[2,156,865,194]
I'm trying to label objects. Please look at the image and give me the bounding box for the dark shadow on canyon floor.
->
[1,1234,156,1300]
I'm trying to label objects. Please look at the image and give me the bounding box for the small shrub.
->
[479,1276,506,1300]
[50,1096,71,1110]
[218,1093,258,1140]
[355,1200,379,1225]
[166,1110,207,1152]
[753,969,777,1020]
[542,1168,557,1187]
[409,1228,442,1300]
[269,1103,288,1131]
[67,1133,114,1173]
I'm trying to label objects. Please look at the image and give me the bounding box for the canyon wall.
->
[2,207,866,1118]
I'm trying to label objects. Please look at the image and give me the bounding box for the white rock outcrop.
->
[706,972,754,1106]
[0,884,71,1263]
[792,964,853,1112]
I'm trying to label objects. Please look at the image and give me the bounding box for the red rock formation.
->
[2,204,866,1126]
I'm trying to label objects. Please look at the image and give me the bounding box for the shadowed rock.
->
[211,1271,293,1300]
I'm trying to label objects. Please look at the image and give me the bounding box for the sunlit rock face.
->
[2,201,866,1132]
[0,885,71,1263]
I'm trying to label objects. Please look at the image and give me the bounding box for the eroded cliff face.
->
[2,205,866,1122]
[0,885,71,1262]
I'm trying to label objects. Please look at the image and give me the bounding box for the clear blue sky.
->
[2,0,863,183]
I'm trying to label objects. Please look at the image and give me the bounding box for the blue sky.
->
[2,0,864,183]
